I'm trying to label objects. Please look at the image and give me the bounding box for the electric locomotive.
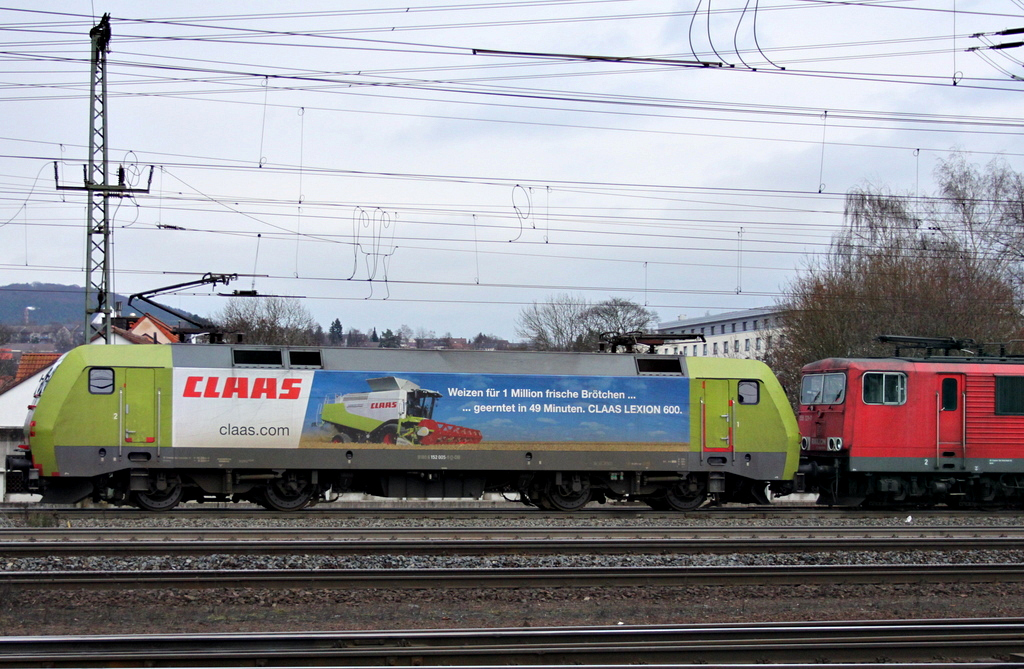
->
[798,336,1024,507]
[7,343,799,511]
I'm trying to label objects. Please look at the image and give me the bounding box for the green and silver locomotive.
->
[8,344,799,511]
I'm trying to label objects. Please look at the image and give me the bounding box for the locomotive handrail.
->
[935,390,940,471]
[962,388,968,470]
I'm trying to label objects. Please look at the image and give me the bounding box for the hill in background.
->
[0,282,205,328]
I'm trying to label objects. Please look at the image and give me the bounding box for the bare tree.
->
[516,294,657,351]
[53,326,75,353]
[769,157,1024,401]
[587,297,659,336]
[216,297,322,346]
[932,153,1024,295]
[516,293,595,351]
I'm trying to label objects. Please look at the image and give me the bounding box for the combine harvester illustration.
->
[320,376,483,445]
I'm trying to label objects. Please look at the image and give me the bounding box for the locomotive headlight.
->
[800,437,809,450]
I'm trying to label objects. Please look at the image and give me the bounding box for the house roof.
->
[131,313,179,343]
[88,325,165,345]
[13,352,61,385]
[657,306,779,331]
[112,326,158,345]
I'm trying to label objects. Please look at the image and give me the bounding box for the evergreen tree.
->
[328,318,343,345]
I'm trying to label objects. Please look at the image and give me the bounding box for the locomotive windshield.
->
[800,372,846,405]
[32,353,67,399]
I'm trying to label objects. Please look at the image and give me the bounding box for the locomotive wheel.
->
[661,478,707,511]
[132,478,183,512]
[542,475,592,511]
[260,476,316,511]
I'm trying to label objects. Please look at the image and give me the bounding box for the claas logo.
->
[182,376,303,399]
[370,401,398,409]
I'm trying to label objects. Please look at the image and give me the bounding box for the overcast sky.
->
[0,0,1021,340]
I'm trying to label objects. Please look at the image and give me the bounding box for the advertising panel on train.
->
[172,368,690,449]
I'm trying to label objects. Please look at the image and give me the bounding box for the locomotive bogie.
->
[9,344,800,511]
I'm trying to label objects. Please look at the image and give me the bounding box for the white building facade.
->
[656,307,781,359]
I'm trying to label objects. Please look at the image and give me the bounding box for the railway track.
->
[0,618,1021,667]
[4,563,1024,590]
[5,502,1020,523]
[1,524,1023,556]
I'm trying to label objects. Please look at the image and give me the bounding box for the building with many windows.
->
[655,307,780,358]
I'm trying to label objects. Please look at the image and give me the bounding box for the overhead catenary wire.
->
[0,3,1020,335]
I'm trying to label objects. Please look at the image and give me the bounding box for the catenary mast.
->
[56,14,151,344]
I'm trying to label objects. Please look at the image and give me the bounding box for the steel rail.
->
[1,524,1019,541]
[0,619,1023,667]
[5,502,1017,522]
[3,563,1024,590]
[1,525,1022,557]
[1,535,1024,557]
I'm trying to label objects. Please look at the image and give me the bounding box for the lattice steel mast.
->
[85,14,113,344]
[56,14,151,344]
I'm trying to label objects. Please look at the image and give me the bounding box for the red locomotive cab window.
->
[941,378,958,411]
[862,372,906,405]
[800,372,846,406]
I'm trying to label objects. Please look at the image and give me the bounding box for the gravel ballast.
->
[2,506,1024,635]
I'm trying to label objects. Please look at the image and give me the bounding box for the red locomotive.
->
[798,336,1024,507]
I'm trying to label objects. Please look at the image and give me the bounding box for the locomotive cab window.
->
[88,367,115,395]
[33,353,65,398]
[862,372,906,405]
[737,380,759,405]
[941,378,958,411]
[800,372,846,405]
[996,376,1024,415]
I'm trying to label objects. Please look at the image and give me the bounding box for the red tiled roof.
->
[111,327,158,345]
[13,352,61,384]
[88,327,161,345]
[130,313,179,343]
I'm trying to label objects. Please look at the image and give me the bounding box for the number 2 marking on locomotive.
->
[112,413,118,420]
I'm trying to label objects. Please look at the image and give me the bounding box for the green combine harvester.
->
[320,376,483,445]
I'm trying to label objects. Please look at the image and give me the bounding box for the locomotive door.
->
[935,374,965,471]
[122,368,159,452]
[700,379,734,455]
